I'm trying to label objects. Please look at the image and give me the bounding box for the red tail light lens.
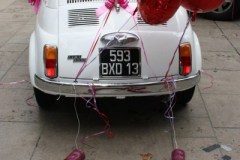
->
[179,43,192,76]
[44,45,58,79]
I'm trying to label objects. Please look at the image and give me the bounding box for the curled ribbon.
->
[96,0,135,17]
[28,0,41,13]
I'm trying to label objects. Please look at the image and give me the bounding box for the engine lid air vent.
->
[137,14,167,26]
[67,0,136,3]
[67,0,104,3]
[68,8,99,27]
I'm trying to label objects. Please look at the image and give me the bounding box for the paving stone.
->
[0,43,28,52]
[191,17,217,27]
[0,0,16,11]
[2,2,34,14]
[15,49,29,66]
[8,32,31,44]
[193,25,224,38]
[0,51,21,71]
[27,15,36,25]
[202,94,240,128]
[222,29,240,39]
[0,122,42,160]
[199,37,235,52]
[0,89,41,122]
[0,65,31,89]
[177,138,221,160]
[174,117,214,138]
[30,114,93,160]
[86,130,172,160]
[0,12,32,22]
[32,99,171,159]
[216,21,240,30]
[199,70,240,94]
[0,21,25,33]
[0,32,14,47]
[17,24,35,34]
[31,112,172,160]
[6,25,34,46]
[0,70,5,79]
[227,39,240,54]
[202,51,240,71]
[215,128,240,160]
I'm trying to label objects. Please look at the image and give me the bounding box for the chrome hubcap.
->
[212,0,233,14]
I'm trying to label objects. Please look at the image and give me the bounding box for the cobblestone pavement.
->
[0,1,240,160]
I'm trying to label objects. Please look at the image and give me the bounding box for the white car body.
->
[29,0,202,107]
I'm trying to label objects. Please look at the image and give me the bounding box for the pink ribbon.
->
[96,0,134,17]
[28,0,41,14]
[119,0,135,14]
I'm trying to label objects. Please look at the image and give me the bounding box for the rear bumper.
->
[34,72,201,97]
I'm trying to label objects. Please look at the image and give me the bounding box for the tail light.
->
[44,45,58,79]
[179,43,192,76]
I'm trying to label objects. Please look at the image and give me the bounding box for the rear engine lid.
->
[57,4,187,82]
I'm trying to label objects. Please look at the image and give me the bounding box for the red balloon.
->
[138,0,181,25]
[181,0,224,13]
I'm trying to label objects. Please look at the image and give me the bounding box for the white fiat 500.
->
[29,0,202,109]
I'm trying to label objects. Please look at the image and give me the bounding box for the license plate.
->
[99,48,141,77]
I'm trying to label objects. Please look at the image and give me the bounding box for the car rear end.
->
[29,0,201,99]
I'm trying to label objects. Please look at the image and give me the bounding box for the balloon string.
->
[163,77,178,149]
[163,13,194,151]
[132,15,158,78]
[0,80,29,85]
[74,10,111,82]
[117,6,137,32]
[25,93,39,107]
[72,85,82,150]
[164,14,192,79]
[201,70,214,90]
[80,84,114,148]
[0,80,39,107]
[74,8,138,81]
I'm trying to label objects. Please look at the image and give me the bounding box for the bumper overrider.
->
[34,72,201,97]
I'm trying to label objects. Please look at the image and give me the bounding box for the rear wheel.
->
[202,0,239,21]
[34,87,58,109]
[176,86,195,105]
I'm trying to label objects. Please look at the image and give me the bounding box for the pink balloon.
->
[181,0,224,13]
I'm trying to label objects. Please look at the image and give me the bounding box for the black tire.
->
[176,86,195,105]
[201,0,239,21]
[34,87,58,109]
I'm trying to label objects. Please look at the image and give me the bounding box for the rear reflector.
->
[44,45,58,79]
[179,43,192,76]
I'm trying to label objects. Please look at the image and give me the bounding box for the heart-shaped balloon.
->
[181,0,224,13]
[138,0,181,25]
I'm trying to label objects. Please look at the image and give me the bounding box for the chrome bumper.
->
[34,73,200,97]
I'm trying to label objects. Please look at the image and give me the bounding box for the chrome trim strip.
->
[35,72,200,97]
